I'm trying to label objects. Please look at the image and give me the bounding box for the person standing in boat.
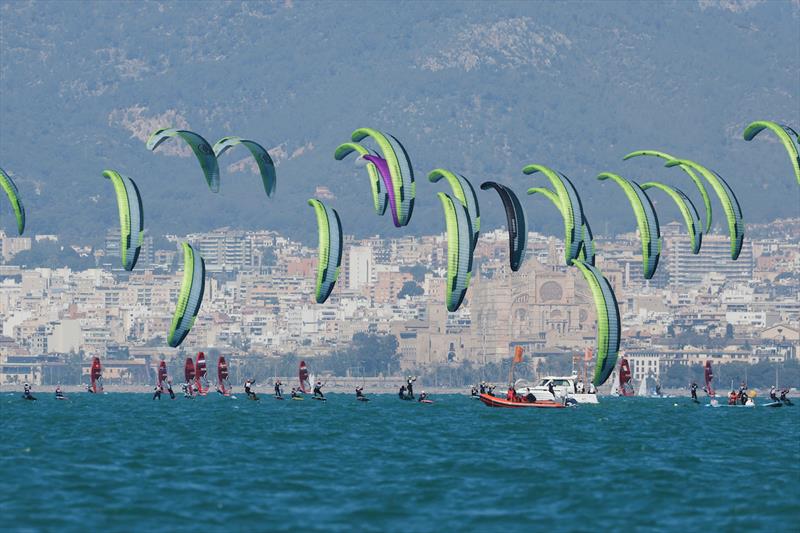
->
[479,382,486,395]
[588,382,597,394]
[506,386,516,402]
[576,379,585,394]
[487,384,496,397]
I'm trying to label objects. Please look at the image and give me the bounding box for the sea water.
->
[1,393,798,532]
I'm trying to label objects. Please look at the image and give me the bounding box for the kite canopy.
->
[437,192,474,312]
[146,128,220,193]
[308,199,343,304]
[213,136,277,198]
[168,243,206,348]
[623,149,712,233]
[597,172,662,279]
[524,164,586,265]
[429,169,481,251]
[350,128,415,227]
[641,181,703,255]
[102,170,144,271]
[743,120,800,186]
[334,142,388,216]
[480,181,528,271]
[664,158,744,261]
[0,167,25,235]
[572,259,621,387]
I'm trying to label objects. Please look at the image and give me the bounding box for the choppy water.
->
[1,392,798,532]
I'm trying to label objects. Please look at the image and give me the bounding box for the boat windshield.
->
[537,378,572,387]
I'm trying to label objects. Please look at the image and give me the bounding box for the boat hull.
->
[478,393,566,409]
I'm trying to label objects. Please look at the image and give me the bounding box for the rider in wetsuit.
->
[399,385,407,399]
[356,386,367,400]
[487,384,496,397]
[690,382,698,401]
[166,380,175,400]
[153,385,162,400]
[55,385,64,399]
[244,379,258,400]
[406,376,416,399]
[290,387,299,399]
[313,381,325,399]
[779,388,792,405]
[769,386,779,402]
[471,385,479,397]
[418,391,429,402]
[274,380,283,399]
[22,382,36,400]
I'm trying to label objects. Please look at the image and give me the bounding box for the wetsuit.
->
[245,381,256,399]
[22,384,36,400]
[274,382,283,398]
[406,379,415,399]
[399,386,407,399]
[87,384,94,394]
[356,387,364,399]
[418,393,428,402]
[690,384,698,401]
[770,388,778,402]
[471,386,478,397]
[313,383,324,399]
[479,383,486,394]
[167,383,175,400]
[55,388,64,399]
[487,386,496,397]
[153,386,162,400]
[780,390,792,405]
[547,382,555,399]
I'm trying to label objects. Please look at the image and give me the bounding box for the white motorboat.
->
[514,375,599,404]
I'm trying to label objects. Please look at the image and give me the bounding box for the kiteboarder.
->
[418,391,429,402]
[274,380,283,399]
[55,385,65,400]
[406,376,416,399]
[153,385,162,400]
[470,385,479,398]
[690,382,699,402]
[182,383,193,399]
[780,389,792,405]
[770,386,779,402]
[244,379,258,400]
[22,382,36,401]
[313,380,325,399]
[356,386,367,401]
[291,387,300,399]
[166,380,175,400]
[399,385,408,400]
[86,383,95,393]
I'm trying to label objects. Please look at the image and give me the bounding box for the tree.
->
[397,281,423,299]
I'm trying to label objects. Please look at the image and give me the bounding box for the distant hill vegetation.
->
[1,0,798,247]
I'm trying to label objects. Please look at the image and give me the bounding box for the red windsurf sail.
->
[619,357,634,396]
[91,357,103,393]
[158,361,168,388]
[217,356,230,396]
[184,357,196,383]
[195,352,208,394]
[299,360,311,393]
[704,360,715,397]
